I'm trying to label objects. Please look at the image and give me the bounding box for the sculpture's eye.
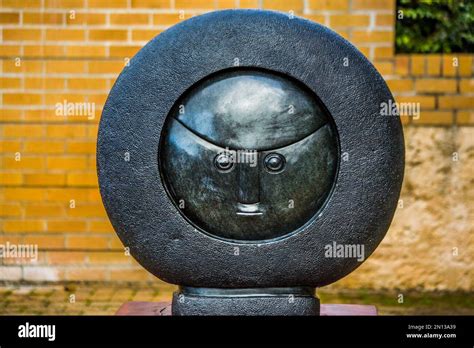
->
[264,153,286,173]
[214,152,234,172]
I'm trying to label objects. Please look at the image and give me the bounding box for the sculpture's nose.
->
[237,152,260,215]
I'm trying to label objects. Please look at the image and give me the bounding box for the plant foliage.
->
[396,0,474,53]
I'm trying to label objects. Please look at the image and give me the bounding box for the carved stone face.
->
[160,69,338,241]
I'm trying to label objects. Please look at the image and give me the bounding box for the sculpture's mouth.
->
[236,202,263,216]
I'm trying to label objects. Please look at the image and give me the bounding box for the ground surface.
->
[0,282,472,315]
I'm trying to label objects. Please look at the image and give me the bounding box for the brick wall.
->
[1,0,473,288]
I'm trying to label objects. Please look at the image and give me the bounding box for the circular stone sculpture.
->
[97,10,404,315]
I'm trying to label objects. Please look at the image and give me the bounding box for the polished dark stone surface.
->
[173,70,328,150]
[161,70,338,241]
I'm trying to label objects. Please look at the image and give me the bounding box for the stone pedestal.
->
[171,287,320,316]
[116,301,377,316]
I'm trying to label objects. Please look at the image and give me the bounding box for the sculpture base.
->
[116,301,377,316]
[171,287,319,316]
